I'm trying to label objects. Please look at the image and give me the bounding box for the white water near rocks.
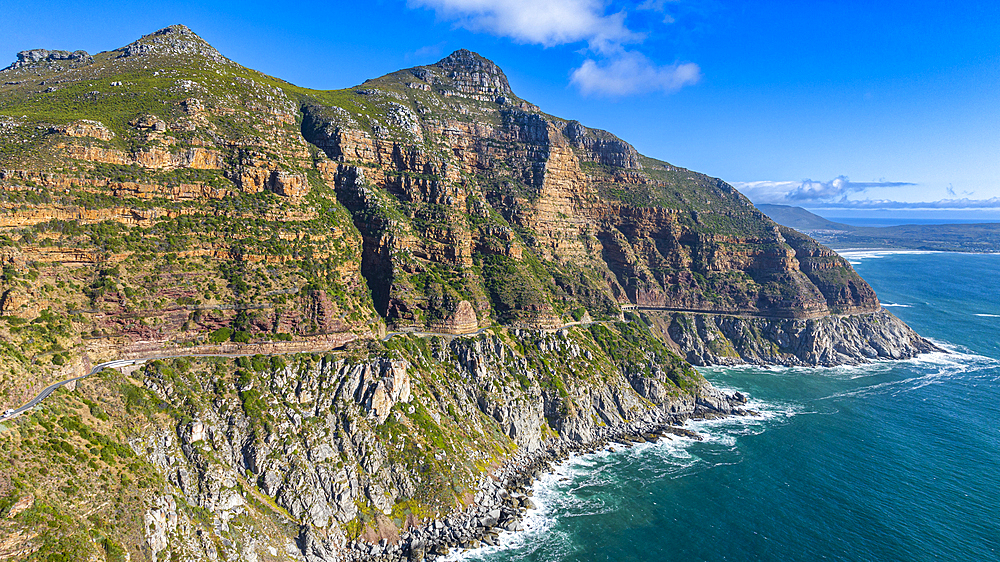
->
[450,252,1000,562]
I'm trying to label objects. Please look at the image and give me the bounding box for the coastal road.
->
[0,358,145,422]
[0,351,305,423]
[0,319,621,423]
[379,318,617,342]
[381,325,493,342]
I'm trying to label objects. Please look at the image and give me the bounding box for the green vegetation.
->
[478,255,550,322]
[589,321,702,390]
[0,24,881,561]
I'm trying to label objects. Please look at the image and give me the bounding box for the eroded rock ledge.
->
[653,308,942,367]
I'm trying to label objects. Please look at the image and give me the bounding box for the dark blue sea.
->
[451,251,1000,562]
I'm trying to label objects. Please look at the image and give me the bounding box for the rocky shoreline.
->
[327,394,754,562]
[660,308,943,367]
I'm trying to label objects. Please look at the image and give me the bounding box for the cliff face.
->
[0,26,883,339]
[0,323,743,562]
[0,25,936,562]
[651,309,939,367]
[299,51,880,331]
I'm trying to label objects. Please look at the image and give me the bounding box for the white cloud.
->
[732,176,915,205]
[637,0,675,11]
[735,178,1000,212]
[637,0,664,9]
[571,51,700,96]
[409,0,640,53]
[409,0,697,96]
[637,0,677,23]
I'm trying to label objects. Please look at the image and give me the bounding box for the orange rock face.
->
[0,44,879,337]
[298,50,880,326]
[54,119,115,141]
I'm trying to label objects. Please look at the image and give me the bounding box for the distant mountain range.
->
[757,204,1000,253]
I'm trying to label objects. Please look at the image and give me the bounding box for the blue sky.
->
[4,0,1000,218]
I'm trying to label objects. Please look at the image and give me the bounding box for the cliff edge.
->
[0,26,937,562]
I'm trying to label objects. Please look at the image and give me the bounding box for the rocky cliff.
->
[0,322,746,562]
[652,308,939,366]
[0,25,937,562]
[0,25,898,341]
[298,49,883,330]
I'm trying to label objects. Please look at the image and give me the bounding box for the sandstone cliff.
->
[0,26,899,342]
[0,25,938,562]
[299,49,883,332]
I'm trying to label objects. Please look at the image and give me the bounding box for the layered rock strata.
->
[0,25,944,562]
[299,50,883,332]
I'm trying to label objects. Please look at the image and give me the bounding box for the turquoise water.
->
[453,251,1000,562]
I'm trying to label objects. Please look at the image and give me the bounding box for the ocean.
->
[448,251,1000,561]
[820,217,1000,227]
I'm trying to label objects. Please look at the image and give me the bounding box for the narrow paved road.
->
[1,358,144,422]
[380,325,494,342]
[0,319,618,423]
[0,350,322,423]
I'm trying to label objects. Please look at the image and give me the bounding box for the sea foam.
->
[836,249,940,260]
[445,392,786,561]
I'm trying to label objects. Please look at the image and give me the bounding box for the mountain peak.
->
[435,48,491,66]
[153,24,195,36]
[113,24,226,64]
[431,48,511,97]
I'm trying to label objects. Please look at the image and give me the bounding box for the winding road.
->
[1,358,145,422]
[0,318,614,424]
[380,325,494,342]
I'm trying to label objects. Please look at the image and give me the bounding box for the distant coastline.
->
[758,204,1000,253]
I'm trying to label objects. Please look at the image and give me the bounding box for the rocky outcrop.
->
[145,495,179,562]
[227,165,308,197]
[139,355,418,537]
[4,49,92,70]
[564,121,642,170]
[114,24,226,64]
[431,49,512,100]
[427,299,478,334]
[62,144,225,169]
[53,119,114,141]
[655,308,942,366]
[128,325,743,561]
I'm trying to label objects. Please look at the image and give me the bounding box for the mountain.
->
[0,26,936,562]
[758,205,1000,253]
[756,204,853,231]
